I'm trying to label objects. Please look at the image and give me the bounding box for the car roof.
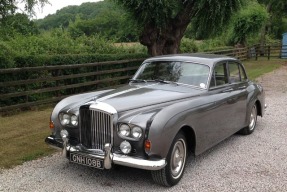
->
[144,53,238,66]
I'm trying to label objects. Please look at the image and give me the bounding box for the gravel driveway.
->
[1,65,287,192]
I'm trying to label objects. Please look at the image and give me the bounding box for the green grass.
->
[243,58,284,80]
[0,108,56,169]
[0,58,285,169]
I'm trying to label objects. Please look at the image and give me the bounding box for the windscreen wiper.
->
[152,79,178,85]
[129,79,147,83]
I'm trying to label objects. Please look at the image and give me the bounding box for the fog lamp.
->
[120,141,132,154]
[60,129,69,139]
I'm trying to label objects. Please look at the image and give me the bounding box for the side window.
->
[239,64,247,81]
[228,61,247,83]
[210,62,228,87]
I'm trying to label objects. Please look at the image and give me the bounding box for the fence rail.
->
[1,44,287,113]
[0,58,144,112]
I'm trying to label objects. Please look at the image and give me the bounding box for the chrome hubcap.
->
[170,139,186,179]
[249,105,257,130]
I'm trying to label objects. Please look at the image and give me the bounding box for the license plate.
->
[70,153,104,169]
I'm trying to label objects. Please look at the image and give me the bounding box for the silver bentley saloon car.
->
[45,54,266,186]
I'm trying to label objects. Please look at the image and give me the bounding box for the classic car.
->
[45,53,266,186]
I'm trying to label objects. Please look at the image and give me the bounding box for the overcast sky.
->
[22,0,102,19]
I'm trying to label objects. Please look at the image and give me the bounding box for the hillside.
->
[35,1,138,42]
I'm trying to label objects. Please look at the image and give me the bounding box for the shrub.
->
[179,38,198,53]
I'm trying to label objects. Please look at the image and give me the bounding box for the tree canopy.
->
[228,1,268,46]
[0,0,48,18]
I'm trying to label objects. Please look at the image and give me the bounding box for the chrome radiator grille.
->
[79,108,113,150]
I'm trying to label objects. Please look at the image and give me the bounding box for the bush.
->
[179,38,198,53]
[197,38,231,52]
[12,53,148,68]
[227,2,268,46]
[0,42,16,68]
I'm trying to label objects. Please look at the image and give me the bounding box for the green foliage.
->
[36,2,115,29]
[227,2,268,45]
[36,1,138,42]
[12,52,147,68]
[196,38,232,52]
[1,30,144,59]
[114,0,243,55]
[0,13,39,38]
[179,38,198,53]
[114,0,181,29]
[191,0,243,39]
[0,0,48,18]
[0,41,15,68]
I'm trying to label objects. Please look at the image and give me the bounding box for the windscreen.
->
[133,61,210,88]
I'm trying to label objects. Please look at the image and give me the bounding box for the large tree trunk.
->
[139,1,195,56]
[139,23,188,56]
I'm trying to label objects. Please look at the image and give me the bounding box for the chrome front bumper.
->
[45,136,166,171]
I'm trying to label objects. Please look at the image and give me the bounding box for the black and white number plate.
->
[70,153,104,169]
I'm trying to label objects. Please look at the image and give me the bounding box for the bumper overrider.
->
[45,135,166,171]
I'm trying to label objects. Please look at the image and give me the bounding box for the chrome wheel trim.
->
[249,105,257,131]
[170,139,186,179]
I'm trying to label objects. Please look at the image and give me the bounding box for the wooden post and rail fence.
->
[1,44,286,113]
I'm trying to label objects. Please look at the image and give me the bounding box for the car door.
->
[226,60,248,129]
[194,60,248,152]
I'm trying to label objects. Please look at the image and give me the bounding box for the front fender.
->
[148,97,213,158]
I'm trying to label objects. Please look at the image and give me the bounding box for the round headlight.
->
[131,126,142,139]
[120,141,132,154]
[59,113,70,125]
[71,115,78,126]
[119,124,130,137]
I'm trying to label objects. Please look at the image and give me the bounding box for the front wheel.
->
[239,104,257,135]
[151,132,187,186]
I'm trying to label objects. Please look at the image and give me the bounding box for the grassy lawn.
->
[243,58,284,80]
[0,108,56,169]
[0,58,285,169]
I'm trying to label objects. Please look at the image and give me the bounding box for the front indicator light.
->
[120,141,132,154]
[145,140,151,152]
[49,120,54,129]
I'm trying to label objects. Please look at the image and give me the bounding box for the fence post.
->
[267,45,270,60]
[255,45,258,61]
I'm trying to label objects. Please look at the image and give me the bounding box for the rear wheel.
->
[239,104,257,135]
[151,132,187,186]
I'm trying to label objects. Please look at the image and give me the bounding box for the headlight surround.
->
[118,123,143,140]
[59,112,78,127]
